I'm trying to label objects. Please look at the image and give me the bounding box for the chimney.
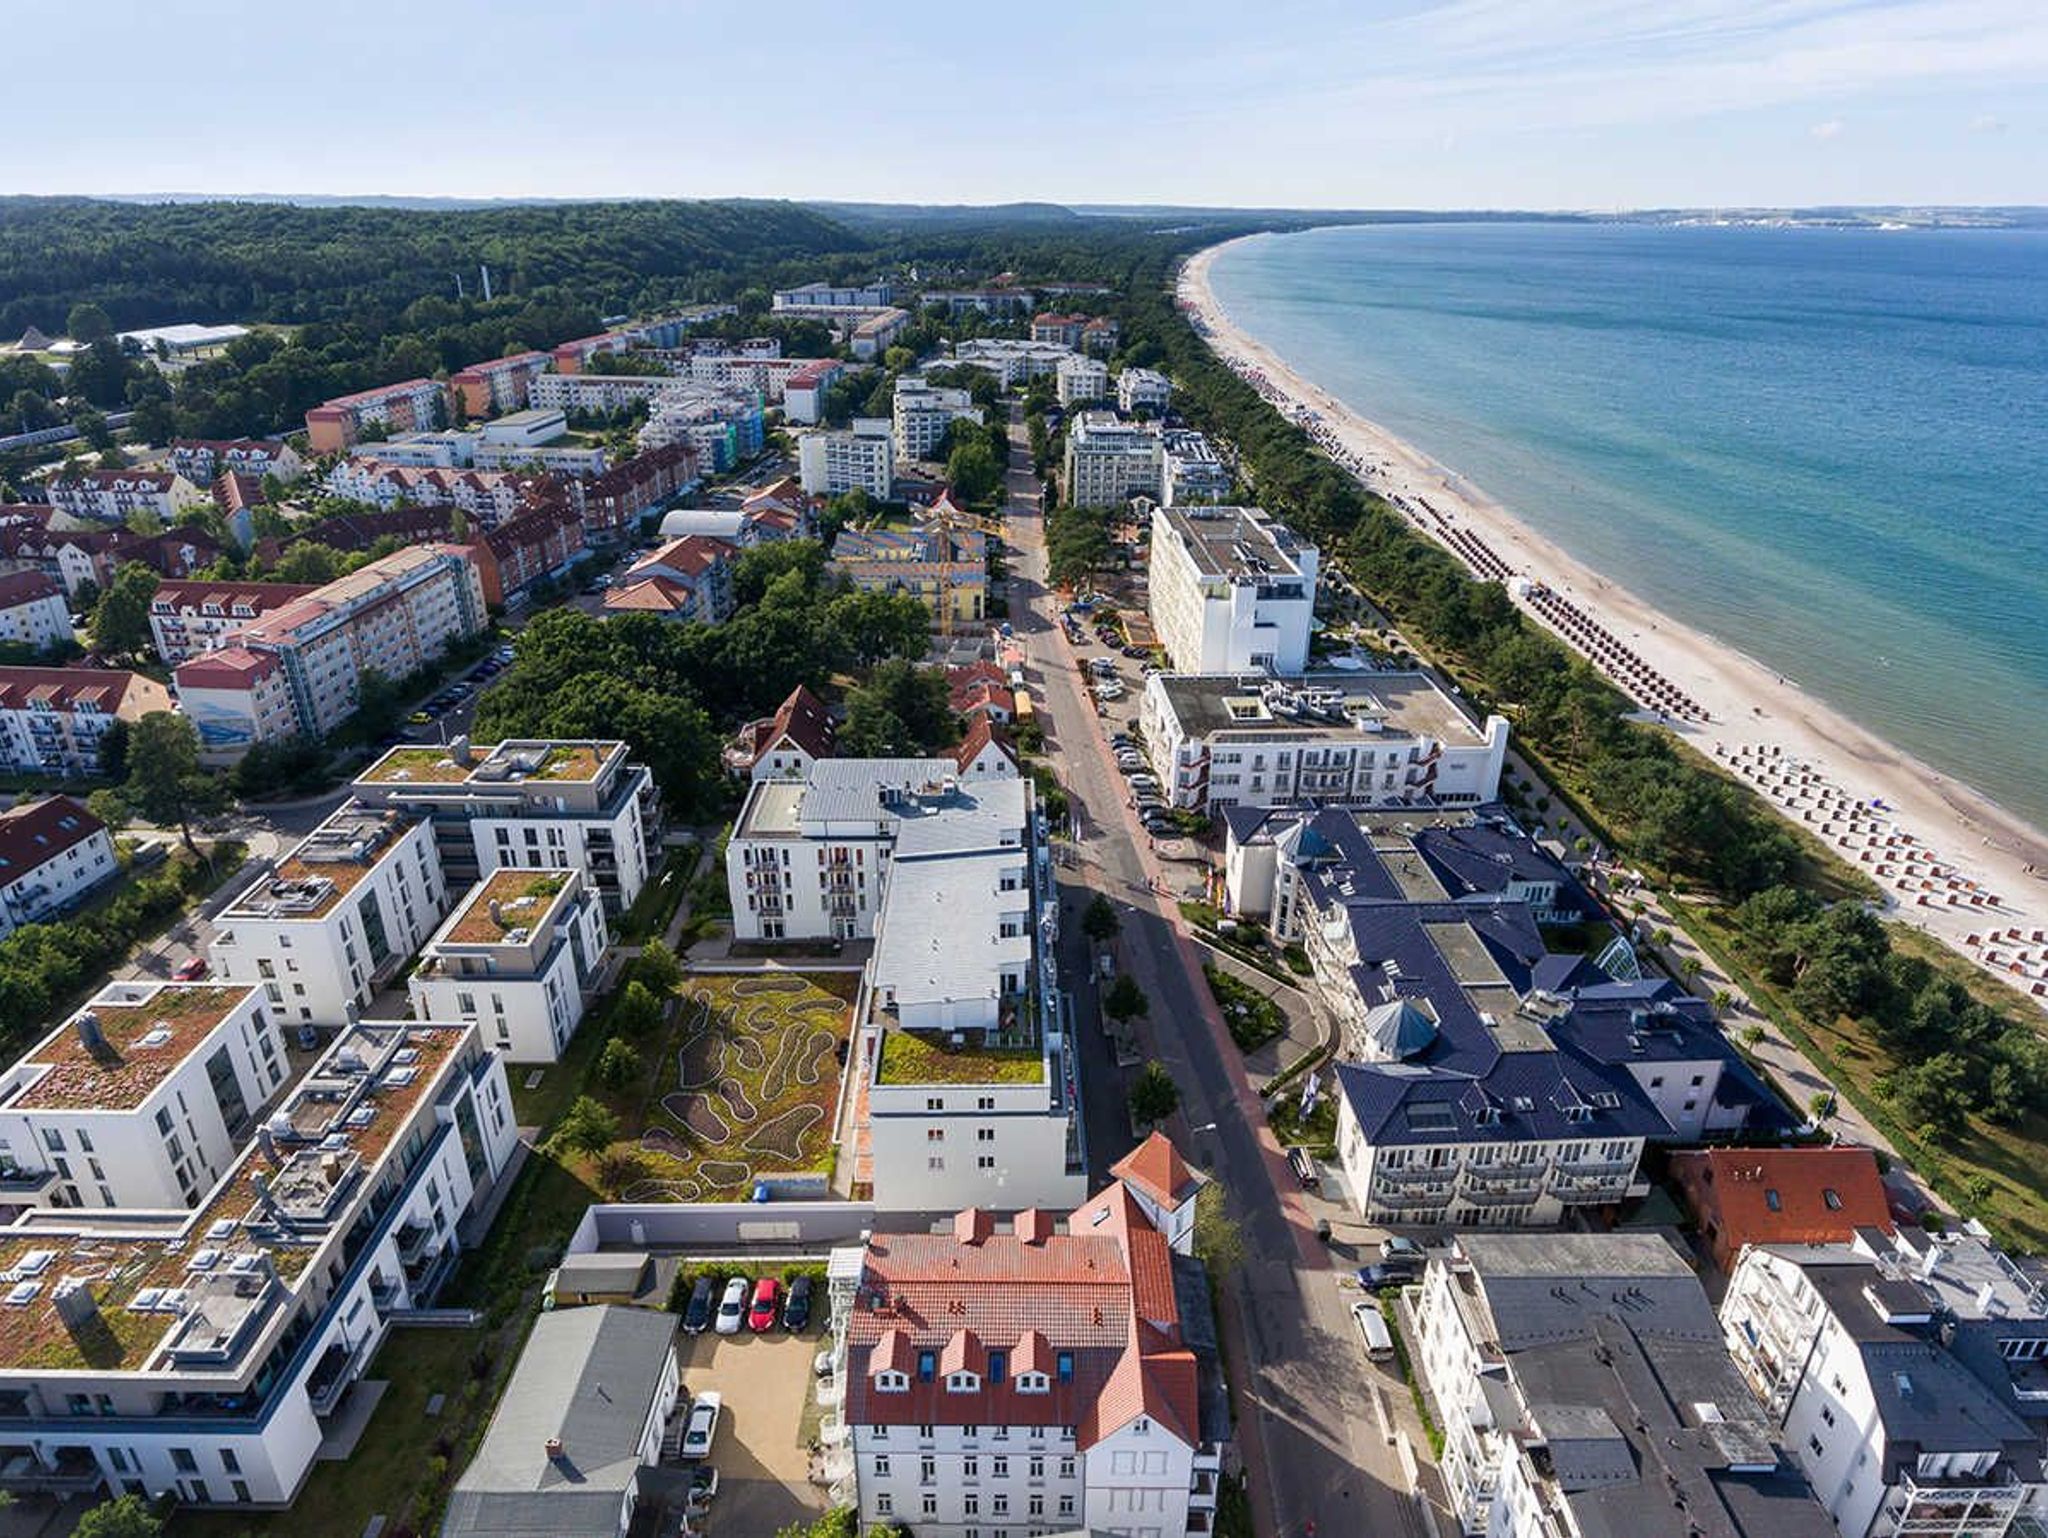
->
[545,1436,564,1461]
[73,1011,113,1061]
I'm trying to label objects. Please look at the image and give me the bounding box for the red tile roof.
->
[1671,1146,1893,1266]
[602,576,694,614]
[0,571,62,609]
[0,796,105,880]
[0,666,166,716]
[151,579,316,614]
[953,717,1016,774]
[1112,1131,1203,1213]
[631,534,735,580]
[174,645,281,689]
[758,684,834,765]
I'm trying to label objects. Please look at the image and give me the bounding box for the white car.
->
[713,1277,748,1335]
[681,1391,723,1459]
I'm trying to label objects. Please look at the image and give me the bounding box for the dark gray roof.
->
[553,1251,653,1299]
[442,1305,676,1538]
[1171,1253,1233,1446]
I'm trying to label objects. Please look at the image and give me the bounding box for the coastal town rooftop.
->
[1153,669,1489,744]
[0,984,256,1114]
[1158,504,1311,581]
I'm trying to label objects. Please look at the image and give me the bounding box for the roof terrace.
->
[227,805,414,921]
[438,869,572,947]
[3,985,259,1114]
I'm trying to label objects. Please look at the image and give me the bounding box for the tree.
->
[556,1095,621,1156]
[612,979,664,1037]
[112,713,227,858]
[66,303,115,345]
[274,542,345,586]
[597,1037,641,1090]
[1103,973,1148,1026]
[74,1495,162,1538]
[1809,1090,1837,1122]
[946,438,1001,504]
[827,589,930,669]
[633,938,682,995]
[1129,1060,1179,1126]
[88,561,158,659]
[1191,1180,1243,1275]
[839,659,955,757]
[1081,893,1120,944]
[352,666,404,739]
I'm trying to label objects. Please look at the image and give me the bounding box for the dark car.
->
[682,1275,716,1334]
[784,1274,814,1332]
[1356,1260,1420,1293]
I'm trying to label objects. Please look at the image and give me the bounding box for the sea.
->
[1205,222,2048,833]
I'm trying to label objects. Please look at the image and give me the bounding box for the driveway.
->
[675,1326,830,1537]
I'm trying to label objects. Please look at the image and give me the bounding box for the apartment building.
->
[853,309,912,361]
[351,738,659,915]
[1062,411,1163,508]
[548,310,731,375]
[726,683,836,781]
[1671,1146,1893,1275]
[638,387,765,473]
[448,351,551,418]
[0,796,117,940]
[321,461,535,525]
[1147,505,1317,674]
[1721,1228,2048,1538]
[167,440,304,488]
[919,288,1035,317]
[1031,313,1088,348]
[209,805,449,1028]
[1080,317,1120,356]
[783,359,844,425]
[800,420,895,500]
[0,572,73,652]
[346,421,606,480]
[677,352,836,405]
[475,501,587,606]
[407,867,608,1064]
[0,524,222,601]
[893,377,982,461]
[146,581,318,666]
[1413,1233,1834,1538]
[572,443,702,542]
[304,378,446,454]
[1161,431,1232,506]
[0,983,288,1212]
[829,522,985,626]
[0,667,173,777]
[44,470,211,525]
[1055,355,1109,408]
[1116,367,1172,417]
[286,507,454,558]
[831,1159,1230,1538]
[774,281,896,311]
[0,1012,516,1509]
[173,546,488,753]
[949,339,1078,390]
[603,535,738,624]
[1141,670,1509,813]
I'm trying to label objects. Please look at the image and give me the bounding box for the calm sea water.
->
[1206,223,2048,831]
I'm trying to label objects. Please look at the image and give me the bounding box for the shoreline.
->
[1180,232,2048,1007]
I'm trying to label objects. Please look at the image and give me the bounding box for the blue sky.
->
[8,0,2044,207]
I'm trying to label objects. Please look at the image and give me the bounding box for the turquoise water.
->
[1206,223,2048,831]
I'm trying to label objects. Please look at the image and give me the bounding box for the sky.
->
[7,0,2046,208]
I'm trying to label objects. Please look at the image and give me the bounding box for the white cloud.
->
[1811,118,1845,138]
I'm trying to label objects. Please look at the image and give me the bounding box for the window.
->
[1055,1351,1074,1381]
[988,1351,1008,1384]
[874,1457,891,1477]
[876,1494,893,1515]
[978,1128,996,1142]
[918,1351,937,1382]
[922,1494,938,1517]
[1059,1457,1076,1479]
[220,1449,240,1474]
[965,1458,979,1478]
[921,1457,936,1484]
[1823,1188,1844,1210]
[993,1457,1009,1478]
[929,1156,945,1171]
[1059,1494,1076,1516]
[992,1494,1009,1515]
[1029,1457,1044,1479]
[1809,1435,1825,1457]
[928,1128,946,1143]
[1765,1189,1783,1212]
[965,1494,980,1516]
[172,1448,198,1473]
[1820,1406,1836,1428]
[979,1156,997,1169]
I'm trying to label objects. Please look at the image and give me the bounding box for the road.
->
[1006,412,1437,1538]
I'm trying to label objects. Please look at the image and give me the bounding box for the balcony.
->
[1885,1466,2024,1538]
[306,1333,373,1416]
[1191,1470,1219,1507]
[0,1446,104,1496]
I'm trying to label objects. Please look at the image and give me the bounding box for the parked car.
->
[408,711,432,725]
[1380,1235,1426,1265]
[1287,1145,1320,1189]
[1122,645,1148,659]
[714,1277,748,1334]
[680,1392,723,1459]
[172,956,210,982]
[682,1276,716,1333]
[1357,1260,1420,1293]
[784,1274,814,1332]
[1351,1301,1396,1361]
[747,1276,780,1331]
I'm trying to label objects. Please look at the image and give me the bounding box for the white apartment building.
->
[1062,411,1163,508]
[0,667,174,779]
[948,339,1078,390]
[0,796,117,940]
[782,359,843,425]
[1146,505,1317,674]
[529,373,695,415]
[1413,1233,1835,1538]
[0,983,288,1212]
[147,580,317,667]
[830,1166,1228,1538]
[1116,367,1172,416]
[43,471,210,526]
[1721,1231,2048,1538]
[774,281,896,311]
[166,440,304,488]
[0,1015,517,1510]
[1140,670,1509,814]
[351,738,659,916]
[799,419,895,500]
[407,867,608,1063]
[892,377,982,461]
[321,461,530,524]
[209,805,449,1029]
[1161,431,1231,506]
[0,573,73,652]
[1054,355,1109,408]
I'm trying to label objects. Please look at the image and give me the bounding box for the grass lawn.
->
[876,1027,1046,1085]
[1203,964,1285,1052]
[1266,1085,1338,1156]
[581,971,853,1201]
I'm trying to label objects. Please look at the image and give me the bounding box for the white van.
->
[1351,1301,1395,1362]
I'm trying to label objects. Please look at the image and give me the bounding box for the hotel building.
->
[1116,368,1172,417]
[1161,431,1232,506]
[1054,355,1109,408]
[892,377,982,461]
[1146,505,1316,674]
[1062,411,1163,509]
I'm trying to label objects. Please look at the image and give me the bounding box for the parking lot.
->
[674,1324,830,1536]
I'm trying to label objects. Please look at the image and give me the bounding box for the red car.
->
[746,1277,780,1332]
[173,956,209,981]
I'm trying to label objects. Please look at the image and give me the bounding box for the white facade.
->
[892,378,981,461]
[1146,505,1317,675]
[948,339,1078,390]
[1062,411,1163,508]
[1055,355,1109,408]
[1161,431,1231,506]
[1116,368,1172,416]
[799,420,895,499]
[0,576,72,651]
[209,807,449,1028]
[0,798,117,940]
[407,867,608,1063]
[529,373,697,414]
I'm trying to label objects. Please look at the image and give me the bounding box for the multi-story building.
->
[146,581,319,666]
[407,867,608,1064]
[0,1009,517,1510]
[1141,670,1508,813]
[304,378,445,455]
[1062,411,1163,509]
[529,373,687,415]
[637,387,765,472]
[173,546,488,753]
[0,525,222,601]
[726,683,835,781]
[0,667,173,777]
[473,410,608,476]
[549,310,731,375]
[1054,355,1109,408]
[782,359,844,426]
[829,522,985,626]
[0,983,289,1211]
[1720,1228,2048,1538]
[0,572,73,652]
[1671,1146,1894,1276]
[892,377,982,461]
[677,352,836,405]
[948,339,1078,390]
[1147,505,1317,674]
[1414,1232,1835,1538]
[167,440,304,488]
[475,501,587,607]
[351,738,659,915]
[1116,367,1172,417]
[1031,313,1088,348]
[918,287,1035,318]
[800,420,895,500]
[774,281,896,312]
[571,443,702,542]
[44,470,210,526]
[321,461,535,526]
[603,535,738,624]
[1161,431,1232,506]
[830,1153,1229,1538]
[285,507,454,558]
[209,805,449,1028]
[1080,317,1120,356]
[447,351,551,418]
[0,796,117,940]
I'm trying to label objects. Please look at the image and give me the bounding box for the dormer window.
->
[947,1372,981,1393]
[917,1350,937,1382]
[1015,1372,1049,1393]
[876,1370,909,1392]
[987,1350,1008,1384]
[1055,1351,1075,1381]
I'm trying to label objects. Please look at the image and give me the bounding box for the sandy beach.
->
[1181,234,2048,1009]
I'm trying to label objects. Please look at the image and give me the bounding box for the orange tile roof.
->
[1672,1146,1893,1256]
[1112,1132,1203,1212]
